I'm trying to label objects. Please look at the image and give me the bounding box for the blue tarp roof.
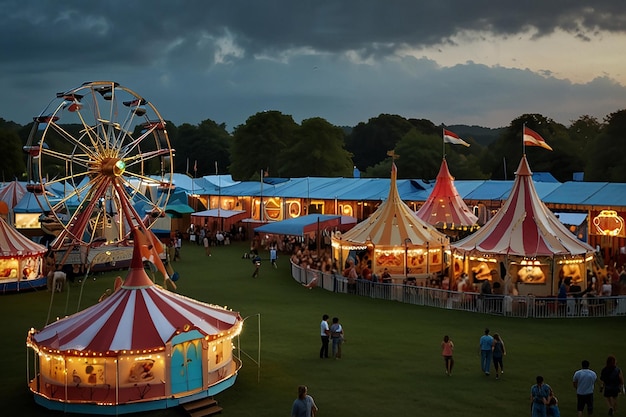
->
[254,214,340,236]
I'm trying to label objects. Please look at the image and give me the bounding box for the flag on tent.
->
[523,126,553,151]
[443,129,470,147]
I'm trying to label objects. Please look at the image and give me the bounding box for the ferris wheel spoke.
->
[50,176,99,210]
[124,148,171,169]
[52,179,111,250]
[48,122,99,159]
[118,129,156,158]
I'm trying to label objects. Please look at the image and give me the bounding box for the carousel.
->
[0,215,47,292]
[332,162,449,283]
[451,155,595,296]
[26,229,243,415]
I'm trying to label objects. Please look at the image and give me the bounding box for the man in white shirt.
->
[319,314,330,359]
[573,359,597,417]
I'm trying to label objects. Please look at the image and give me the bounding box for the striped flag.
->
[443,129,470,147]
[523,126,553,151]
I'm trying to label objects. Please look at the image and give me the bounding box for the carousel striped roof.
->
[31,235,241,353]
[337,163,448,247]
[415,159,478,228]
[0,215,46,257]
[452,155,594,257]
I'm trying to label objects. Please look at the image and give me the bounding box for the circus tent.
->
[0,215,47,291]
[415,158,478,233]
[332,163,449,278]
[27,230,243,414]
[452,155,594,294]
[0,180,27,213]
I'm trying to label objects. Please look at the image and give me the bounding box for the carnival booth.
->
[0,215,47,292]
[332,163,449,284]
[26,231,243,415]
[451,155,595,296]
[415,158,479,241]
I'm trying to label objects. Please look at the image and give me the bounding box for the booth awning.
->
[254,214,342,237]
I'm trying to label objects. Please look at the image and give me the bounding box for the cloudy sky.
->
[1,1,625,130]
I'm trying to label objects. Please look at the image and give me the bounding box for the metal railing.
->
[291,263,626,319]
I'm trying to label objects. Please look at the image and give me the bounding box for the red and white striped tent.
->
[0,180,26,210]
[452,155,594,292]
[0,215,46,288]
[27,233,243,414]
[416,158,478,230]
[333,163,449,277]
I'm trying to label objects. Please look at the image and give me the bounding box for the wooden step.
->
[189,405,223,417]
[182,397,223,417]
[183,397,217,413]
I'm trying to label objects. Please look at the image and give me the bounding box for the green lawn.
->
[1,241,623,417]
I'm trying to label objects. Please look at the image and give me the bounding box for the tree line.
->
[1,109,625,183]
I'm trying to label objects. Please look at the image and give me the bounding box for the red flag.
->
[523,126,553,151]
[443,129,470,147]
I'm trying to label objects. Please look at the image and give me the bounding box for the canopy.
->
[192,208,247,220]
[337,164,447,248]
[31,235,241,353]
[452,155,595,257]
[254,214,342,237]
[0,216,47,257]
[416,159,478,228]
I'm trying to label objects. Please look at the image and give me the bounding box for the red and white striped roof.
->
[0,215,46,257]
[416,159,478,227]
[452,156,594,257]
[32,238,241,354]
[337,164,448,247]
[0,180,26,209]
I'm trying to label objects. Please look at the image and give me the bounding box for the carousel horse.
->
[471,262,493,281]
[517,266,545,283]
[561,263,583,284]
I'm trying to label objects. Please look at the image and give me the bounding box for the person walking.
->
[291,385,318,417]
[531,375,552,417]
[492,333,506,379]
[441,335,454,376]
[479,328,494,376]
[329,317,344,359]
[270,245,278,268]
[203,234,211,257]
[251,255,261,278]
[319,314,330,359]
[600,355,625,416]
[573,359,597,417]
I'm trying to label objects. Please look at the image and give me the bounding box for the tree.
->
[172,120,231,177]
[230,111,298,180]
[479,114,573,181]
[0,128,27,180]
[585,109,626,182]
[345,114,415,171]
[279,117,353,177]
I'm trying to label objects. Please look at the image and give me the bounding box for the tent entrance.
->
[170,331,204,394]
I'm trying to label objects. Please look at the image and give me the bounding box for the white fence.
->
[291,263,626,319]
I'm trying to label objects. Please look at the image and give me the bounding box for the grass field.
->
[1,240,623,417]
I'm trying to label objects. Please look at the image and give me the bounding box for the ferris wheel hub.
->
[101,158,126,177]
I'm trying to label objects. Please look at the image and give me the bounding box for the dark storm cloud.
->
[3,0,626,68]
[1,0,625,129]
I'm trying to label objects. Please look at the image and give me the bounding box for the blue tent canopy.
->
[254,214,341,237]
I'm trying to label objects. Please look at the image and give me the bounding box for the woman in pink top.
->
[441,335,455,376]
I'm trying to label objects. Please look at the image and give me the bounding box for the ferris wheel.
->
[24,81,175,253]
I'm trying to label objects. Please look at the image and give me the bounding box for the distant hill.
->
[447,125,505,147]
